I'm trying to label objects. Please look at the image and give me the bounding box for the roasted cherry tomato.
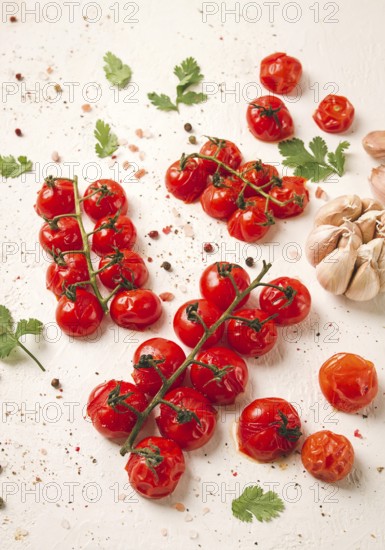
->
[132,338,186,397]
[227,197,272,243]
[259,277,311,326]
[313,95,355,134]
[156,387,217,451]
[46,253,89,297]
[82,179,128,222]
[200,178,241,220]
[199,139,242,175]
[91,214,137,257]
[39,217,82,254]
[126,436,185,499]
[87,379,148,441]
[319,353,378,413]
[238,397,302,462]
[109,289,162,330]
[269,176,309,218]
[235,161,279,197]
[199,262,250,311]
[301,430,354,482]
[35,177,75,219]
[165,157,208,203]
[247,96,294,142]
[173,299,224,349]
[56,288,104,337]
[260,52,302,95]
[227,308,277,357]
[98,250,149,290]
[190,346,248,405]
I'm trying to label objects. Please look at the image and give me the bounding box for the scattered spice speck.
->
[161,261,172,271]
[189,135,197,145]
[377,467,384,473]
[148,230,159,239]
[135,169,147,179]
[15,73,23,81]
[159,292,175,302]
[160,528,168,537]
[184,122,192,132]
[128,144,139,153]
[245,257,254,267]
[162,226,172,235]
[51,151,60,163]
[354,429,363,439]
[135,129,144,138]
[174,502,185,512]
[203,243,214,253]
[81,104,92,112]
[51,378,60,389]
[15,128,22,137]
[0,497,5,509]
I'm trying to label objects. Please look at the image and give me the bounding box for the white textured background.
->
[1,1,385,549]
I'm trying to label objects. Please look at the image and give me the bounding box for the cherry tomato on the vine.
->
[35,177,75,219]
[227,308,277,357]
[56,288,104,337]
[91,214,137,257]
[165,157,208,203]
[156,387,217,451]
[260,52,302,95]
[313,95,355,134]
[173,299,224,349]
[199,262,251,311]
[200,178,241,220]
[199,139,242,175]
[259,277,311,326]
[82,179,128,222]
[235,161,279,197]
[301,430,354,482]
[227,197,272,243]
[246,96,294,142]
[238,397,302,462]
[126,436,185,499]
[319,353,378,413]
[110,289,162,330]
[98,250,149,290]
[269,176,309,218]
[46,253,89,297]
[87,379,148,441]
[39,217,82,254]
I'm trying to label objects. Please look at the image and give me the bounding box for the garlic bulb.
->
[362,131,385,159]
[345,260,380,301]
[316,237,357,295]
[314,195,362,227]
[305,224,344,266]
[369,165,385,204]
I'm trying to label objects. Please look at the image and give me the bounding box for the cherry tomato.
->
[236,161,279,197]
[39,217,82,254]
[165,157,208,203]
[91,214,137,257]
[199,262,250,311]
[35,177,75,219]
[199,139,242,175]
[301,430,354,482]
[260,52,302,95]
[46,253,89,297]
[227,308,277,357]
[200,178,241,220]
[313,95,355,134]
[82,179,128,222]
[238,397,302,462]
[98,250,149,290]
[156,387,217,451]
[319,353,378,413]
[269,176,309,218]
[110,289,162,330]
[227,197,271,243]
[190,346,248,405]
[87,379,148,441]
[56,288,104,337]
[173,299,224,349]
[132,338,186,397]
[259,277,311,326]
[126,436,185,499]
[247,96,294,142]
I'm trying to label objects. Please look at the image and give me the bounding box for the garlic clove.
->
[361,197,384,213]
[369,165,385,204]
[378,246,385,292]
[316,238,358,295]
[314,195,362,227]
[362,131,385,160]
[356,238,384,267]
[355,210,385,243]
[338,220,362,250]
[305,224,345,266]
[345,260,380,301]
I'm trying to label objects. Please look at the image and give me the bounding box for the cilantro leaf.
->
[94,119,119,158]
[327,141,350,176]
[0,155,33,179]
[103,52,132,88]
[147,93,177,112]
[174,57,204,93]
[232,485,284,523]
[177,91,207,106]
[15,319,44,340]
[0,305,13,334]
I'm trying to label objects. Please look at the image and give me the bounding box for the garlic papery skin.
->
[361,197,384,213]
[345,260,381,301]
[355,210,385,243]
[315,238,358,295]
[338,220,362,250]
[314,195,362,227]
[378,246,385,292]
[305,224,344,267]
[369,165,385,204]
[356,238,384,267]
[362,131,385,159]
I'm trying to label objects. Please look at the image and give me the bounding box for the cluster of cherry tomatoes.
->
[35,177,162,337]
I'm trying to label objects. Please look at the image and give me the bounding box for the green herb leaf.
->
[327,141,350,176]
[177,91,207,106]
[94,119,119,158]
[0,155,33,179]
[232,485,284,523]
[147,93,178,112]
[15,319,44,339]
[103,52,132,88]
[0,305,13,334]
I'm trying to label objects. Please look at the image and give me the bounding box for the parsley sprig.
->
[0,155,33,179]
[103,52,132,88]
[232,485,284,523]
[94,119,119,158]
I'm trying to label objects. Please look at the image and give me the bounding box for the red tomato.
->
[35,178,75,219]
[199,139,242,175]
[46,253,89,297]
[87,379,148,441]
[165,157,208,203]
[126,436,185,499]
[91,214,137,257]
[190,346,248,405]
[313,95,355,134]
[39,217,82,254]
[56,288,104,337]
[132,338,186,397]
[319,353,378,413]
[173,299,224,349]
[236,161,279,197]
[227,308,277,357]
[200,179,241,220]
[98,250,149,290]
[259,277,311,326]
[156,387,217,451]
[260,52,302,95]
[199,262,251,311]
[247,96,294,142]
[269,176,309,218]
[82,179,128,222]
[301,430,354,482]
[238,397,302,462]
[227,197,271,243]
[109,289,162,330]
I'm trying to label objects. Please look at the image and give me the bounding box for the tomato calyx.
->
[94,211,122,234]
[205,135,226,150]
[83,184,114,205]
[44,175,58,189]
[107,383,141,416]
[275,410,302,441]
[130,444,164,473]
[192,359,233,383]
[251,103,282,128]
[159,399,202,426]
[270,176,283,188]
[229,312,276,332]
[134,353,167,381]
[185,302,202,324]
